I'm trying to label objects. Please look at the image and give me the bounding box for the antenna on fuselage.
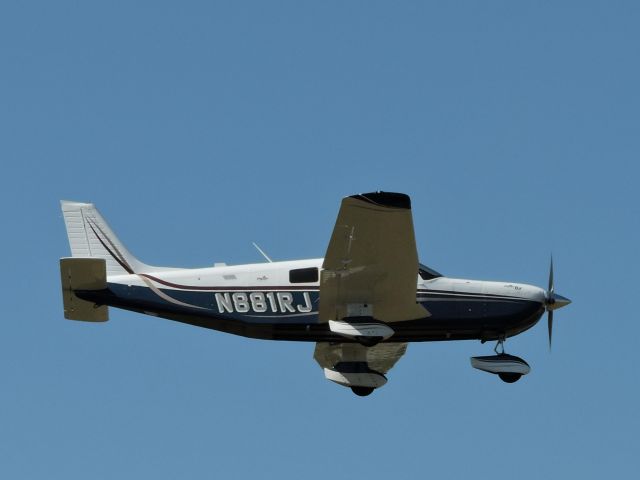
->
[252,242,273,263]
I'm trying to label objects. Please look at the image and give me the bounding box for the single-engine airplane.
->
[59,192,571,396]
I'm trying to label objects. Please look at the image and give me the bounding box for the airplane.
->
[59,192,571,396]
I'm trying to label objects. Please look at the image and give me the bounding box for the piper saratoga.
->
[59,192,571,396]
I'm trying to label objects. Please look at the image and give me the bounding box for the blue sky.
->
[1,1,638,478]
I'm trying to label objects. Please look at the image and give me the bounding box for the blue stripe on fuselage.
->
[105,282,541,328]
[107,283,320,324]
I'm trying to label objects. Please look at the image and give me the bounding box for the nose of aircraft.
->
[546,292,571,311]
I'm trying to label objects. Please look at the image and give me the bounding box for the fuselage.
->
[78,258,547,344]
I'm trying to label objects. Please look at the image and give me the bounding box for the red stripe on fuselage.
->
[138,274,319,292]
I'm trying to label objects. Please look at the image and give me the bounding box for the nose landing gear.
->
[498,372,523,383]
[470,337,531,383]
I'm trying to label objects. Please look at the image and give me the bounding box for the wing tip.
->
[350,191,411,209]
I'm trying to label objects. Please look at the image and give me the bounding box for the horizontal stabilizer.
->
[60,258,108,322]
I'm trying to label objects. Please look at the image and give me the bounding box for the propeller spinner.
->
[545,256,571,349]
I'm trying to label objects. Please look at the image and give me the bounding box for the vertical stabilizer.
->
[60,201,148,277]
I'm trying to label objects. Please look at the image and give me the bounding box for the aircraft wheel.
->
[351,386,375,397]
[498,373,522,383]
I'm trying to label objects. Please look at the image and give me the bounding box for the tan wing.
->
[313,341,408,374]
[319,192,428,323]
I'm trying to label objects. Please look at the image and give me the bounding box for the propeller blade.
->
[548,255,554,295]
[548,310,554,351]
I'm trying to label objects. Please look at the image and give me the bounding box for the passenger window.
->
[289,267,319,283]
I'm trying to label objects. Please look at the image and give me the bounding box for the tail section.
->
[60,201,149,276]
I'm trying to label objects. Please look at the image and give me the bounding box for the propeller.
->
[547,256,554,350]
[545,255,571,350]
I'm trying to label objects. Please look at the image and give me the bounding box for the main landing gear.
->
[350,386,375,397]
[470,338,531,383]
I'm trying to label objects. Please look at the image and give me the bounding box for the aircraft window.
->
[418,264,442,280]
[289,267,319,283]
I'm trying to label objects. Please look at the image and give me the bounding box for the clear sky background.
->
[1,1,638,478]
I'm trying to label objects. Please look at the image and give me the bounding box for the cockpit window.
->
[418,263,442,280]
